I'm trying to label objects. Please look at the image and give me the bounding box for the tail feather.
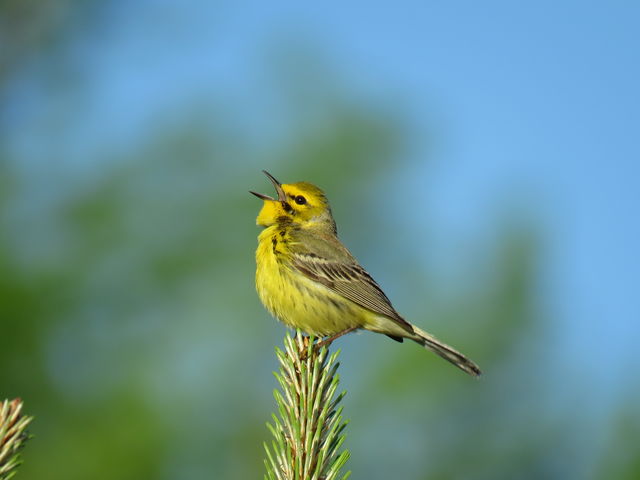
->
[410,325,482,377]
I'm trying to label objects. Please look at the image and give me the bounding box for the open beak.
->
[250,170,287,202]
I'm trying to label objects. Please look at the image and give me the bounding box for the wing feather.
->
[291,249,412,332]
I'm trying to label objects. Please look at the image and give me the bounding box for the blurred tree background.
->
[1,2,638,479]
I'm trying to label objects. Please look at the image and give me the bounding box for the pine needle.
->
[0,399,33,480]
[264,332,350,480]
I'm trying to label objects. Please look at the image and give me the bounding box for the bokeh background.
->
[2,2,639,479]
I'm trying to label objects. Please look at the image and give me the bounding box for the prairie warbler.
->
[251,171,481,376]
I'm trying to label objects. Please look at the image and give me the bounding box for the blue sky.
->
[7,0,639,412]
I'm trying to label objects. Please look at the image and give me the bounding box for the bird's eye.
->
[294,195,307,205]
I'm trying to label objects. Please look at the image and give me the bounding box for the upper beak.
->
[249,170,287,202]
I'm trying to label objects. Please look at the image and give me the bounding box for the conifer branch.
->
[0,399,32,480]
[264,332,350,480]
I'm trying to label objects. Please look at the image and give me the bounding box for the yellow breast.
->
[255,226,360,336]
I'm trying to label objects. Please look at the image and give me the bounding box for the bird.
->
[251,170,481,377]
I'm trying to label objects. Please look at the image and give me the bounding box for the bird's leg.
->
[314,327,358,352]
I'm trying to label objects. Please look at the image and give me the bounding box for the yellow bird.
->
[251,171,481,377]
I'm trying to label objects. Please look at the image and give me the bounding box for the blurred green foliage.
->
[1,2,638,480]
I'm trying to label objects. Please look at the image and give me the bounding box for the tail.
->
[409,325,482,377]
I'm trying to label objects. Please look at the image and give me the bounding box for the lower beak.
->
[250,191,274,201]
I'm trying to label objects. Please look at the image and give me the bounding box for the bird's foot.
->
[298,334,312,361]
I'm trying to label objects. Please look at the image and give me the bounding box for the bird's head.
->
[251,171,336,232]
